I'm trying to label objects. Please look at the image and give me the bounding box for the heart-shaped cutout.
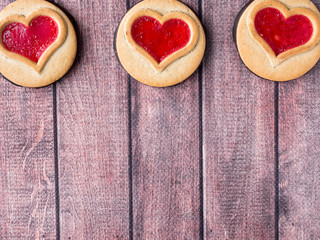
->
[0,8,67,73]
[125,9,198,72]
[255,8,313,56]
[247,0,320,66]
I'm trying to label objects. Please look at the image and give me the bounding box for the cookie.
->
[116,0,206,87]
[235,0,320,81]
[0,0,77,87]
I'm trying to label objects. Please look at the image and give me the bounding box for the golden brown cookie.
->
[0,0,77,87]
[116,0,206,87]
[235,0,320,81]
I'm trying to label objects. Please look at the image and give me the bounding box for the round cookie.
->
[0,0,77,87]
[116,0,206,87]
[235,0,320,81]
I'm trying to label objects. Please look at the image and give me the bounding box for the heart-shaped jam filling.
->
[2,16,59,63]
[254,7,313,56]
[131,16,191,63]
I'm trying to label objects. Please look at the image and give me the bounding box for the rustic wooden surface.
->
[0,0,320,239]
[202,1,276,239]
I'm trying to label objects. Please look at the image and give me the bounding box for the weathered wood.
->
[0,86,56,240]
[129,0,201,239]
[2,0,320,239]
[278,59,320,237]
[202,0,276,239]
[0,1,56,239]
[55,0,130,239]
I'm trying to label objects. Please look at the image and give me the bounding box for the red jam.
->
[131,16,191,63]
[254,8,313,56]
[2,16,59,63]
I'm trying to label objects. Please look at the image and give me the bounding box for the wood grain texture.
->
[55,0,130,239]
[202,0,276,239]
[0,85,56,240]
[1,0,320,239]
[0,1,56,239]
[129,0,201,239]
[278,11,320,236]
[279,79,320,239]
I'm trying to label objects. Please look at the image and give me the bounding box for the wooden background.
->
[0,0,320,239]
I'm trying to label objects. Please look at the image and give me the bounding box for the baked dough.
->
[116,0,206,87]
[236,0,320,81]
[0,0,77,87]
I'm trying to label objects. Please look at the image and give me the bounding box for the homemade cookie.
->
[235,0,320,81]
[116,0,206,87]
[0,0,77,87]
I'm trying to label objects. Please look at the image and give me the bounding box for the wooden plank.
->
[202,0,276,239]
[278,62,320,236]
[0,2,56,240]
[55,0,130,239]
[129,1,201,239]
[0,86,56,240]
[0,0,56,238]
